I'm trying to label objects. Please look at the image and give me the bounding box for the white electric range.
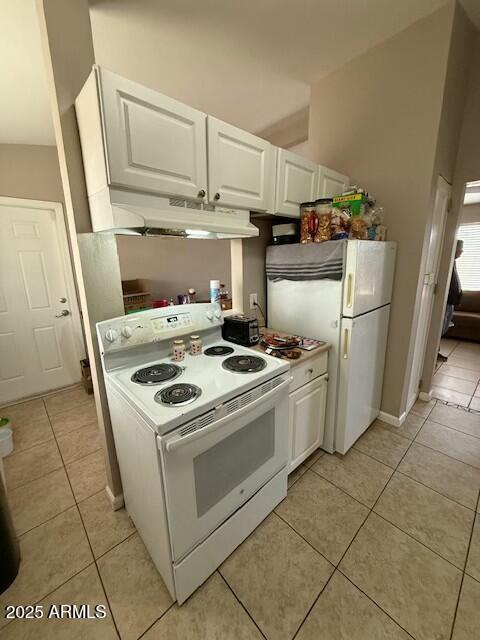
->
[97,302,291,604]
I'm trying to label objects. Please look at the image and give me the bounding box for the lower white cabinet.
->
[288,372,328,472]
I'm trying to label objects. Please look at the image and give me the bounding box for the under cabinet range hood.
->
[75,66,259,239]
[88,187,259,239]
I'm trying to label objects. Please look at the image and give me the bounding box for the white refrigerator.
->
[268,240,397,454]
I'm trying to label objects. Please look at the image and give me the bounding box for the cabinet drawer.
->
[290,353,328,393]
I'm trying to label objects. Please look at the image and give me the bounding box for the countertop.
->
[250,328,331,368]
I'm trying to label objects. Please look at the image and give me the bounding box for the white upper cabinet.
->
[207,117,275,212]
[275,149,319,218]
[317,166,349,198]
[92,67,208,201]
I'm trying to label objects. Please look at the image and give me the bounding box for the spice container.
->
[189,335,202,356]
[173,339,186,361]
[314,198,332,243]
[300,201,316,244]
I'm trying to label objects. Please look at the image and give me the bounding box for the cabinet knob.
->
[197,189,206,198]
[308,368,314,374]
[214,192,220,201]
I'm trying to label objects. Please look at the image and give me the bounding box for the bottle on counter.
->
[188,288,196,303]
[219,284,232,311]
[173,339,186,361]
[169,297,174,306]
[210,279,220,303]
[189,335,202,356]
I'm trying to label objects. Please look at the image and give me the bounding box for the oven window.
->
[193,408,275,517]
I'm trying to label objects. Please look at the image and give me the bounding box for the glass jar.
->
[300,201,316,244]
[314,198,333,242]
[173,339,186,361]
[189,335,203,356]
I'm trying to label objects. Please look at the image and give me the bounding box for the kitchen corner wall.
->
[235,218,272,324]
[307,2,459,419]
[0,144,63,203]
[36,0,124,506]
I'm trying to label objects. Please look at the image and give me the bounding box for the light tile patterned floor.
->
[434,338,480,409]
[1,386,480,639]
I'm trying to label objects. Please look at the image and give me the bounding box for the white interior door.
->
[336,306,390,454]
[407,176,450,406]
[343,240,397,317]
[207,116,275,212]
[275,149,319,218]
[317,166,349,198]
[0,199,84,404]
[99,67,208,201]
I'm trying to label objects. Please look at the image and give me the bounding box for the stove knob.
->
[206,311,213,321]
[214,309,222,319]
[105,328,118,343]
[121,326,133,339]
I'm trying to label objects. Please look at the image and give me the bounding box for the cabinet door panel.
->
[207,116,274,212]
[318,166,349,198]
[99,68,208,200]
[288,376,327,471]
[275,149,319,218]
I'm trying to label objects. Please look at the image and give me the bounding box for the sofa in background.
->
[446,290,480,342]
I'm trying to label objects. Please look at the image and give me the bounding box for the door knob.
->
[59,297,67,303]
[55,309,70,318]
[214,192,220,200]
[197,189,206,198]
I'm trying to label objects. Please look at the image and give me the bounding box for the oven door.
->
[159,375,290,561]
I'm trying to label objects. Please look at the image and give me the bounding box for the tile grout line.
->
[136,602,176,640]
[293,404,473,640]
[394,467,477,513]
[41,396,123,640]
[448,489,480,640]
[289,426,428,640]
[216,571,269,640]
[291,429,420,640]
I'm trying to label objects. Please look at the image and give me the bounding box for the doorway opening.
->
[430,180,480,410]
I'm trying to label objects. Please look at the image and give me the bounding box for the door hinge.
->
[433,283,438,295]
[447,197,453,213]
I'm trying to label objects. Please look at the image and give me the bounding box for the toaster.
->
[222,315,259,346]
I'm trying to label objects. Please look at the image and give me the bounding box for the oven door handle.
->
[164,376,292,453]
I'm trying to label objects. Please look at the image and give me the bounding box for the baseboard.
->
[378,410,406,427]
[419,391,432,402]
[105,485,124,511]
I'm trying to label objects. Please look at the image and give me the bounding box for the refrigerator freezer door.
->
[335,305,390,454]
[343,241,396,318]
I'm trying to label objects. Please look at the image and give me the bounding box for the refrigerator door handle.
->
[343,328,350,359]
[346,274,354,308]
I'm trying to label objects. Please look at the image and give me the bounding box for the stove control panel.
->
[152,312,192,333]
[97,303,223,353]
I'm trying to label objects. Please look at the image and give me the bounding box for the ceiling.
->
[1,0,479,146]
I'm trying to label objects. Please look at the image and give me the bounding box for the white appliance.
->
[97,303,290,603]
[268,240,396,454]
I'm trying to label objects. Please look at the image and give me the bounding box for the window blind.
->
[456,223,480,291]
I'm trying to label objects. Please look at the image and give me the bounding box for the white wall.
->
[0,144,63,202]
